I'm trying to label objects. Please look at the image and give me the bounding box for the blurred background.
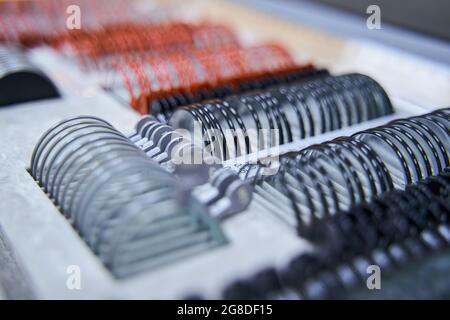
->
[233,0,450,65]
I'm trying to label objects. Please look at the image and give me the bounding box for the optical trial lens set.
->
[0,0,449,299]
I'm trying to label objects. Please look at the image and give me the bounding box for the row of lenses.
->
[240,108,449,232]
[63,23,239,65]
[30,116,227,278]
[170,73,394,161]
[149,67,328,122]
[222,168,450,299]
[0,45,59,106]
[112,43,300,114]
